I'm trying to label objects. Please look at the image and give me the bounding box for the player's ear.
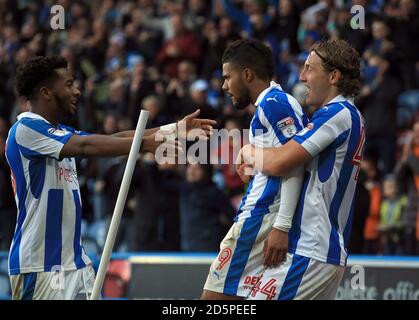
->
[330,69,341,85]
[242,68,254,83]
[39,86,52,101]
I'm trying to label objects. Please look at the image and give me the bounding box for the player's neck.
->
[30,102,61,127]
[250,80,270,104]
[320,88,341,108]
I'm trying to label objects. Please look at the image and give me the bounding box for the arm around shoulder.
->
[249,140,312,177]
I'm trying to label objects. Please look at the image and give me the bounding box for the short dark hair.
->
[14,56,68,99]
[222,39,274,81]
[310,40,361,97]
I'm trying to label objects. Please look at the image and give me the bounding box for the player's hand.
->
[263,228,288,268]
[177,109,217,140]
[235,144,255,171]
[141,131,183,156]
[241,143,256,165]
[235,145,253,182]
[237,163,253,183]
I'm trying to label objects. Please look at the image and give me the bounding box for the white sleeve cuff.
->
[159,122,177,139]
[272,165,304,232]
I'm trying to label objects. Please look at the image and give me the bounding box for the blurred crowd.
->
[0,0,418,256]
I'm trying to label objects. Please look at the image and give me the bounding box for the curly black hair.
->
[222,39,274,81]
[14,56,68,99]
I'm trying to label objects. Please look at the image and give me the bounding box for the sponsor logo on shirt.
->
[244,276,261,287]
[57,166,77,183]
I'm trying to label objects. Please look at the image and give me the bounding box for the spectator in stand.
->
[220,0,273,39]
[142,95,171,129]
[379,174,408,255]
[123,9,163,66]
[127,57,159,121]
[104,77,128,115]
[362,156,383,254]
[0,136,16,250]
[385,0,419,89]
[396,120,419,255]
[348,169,370,254]
[180,163,234,252]
[200,17,240,79]
[129,154,182,252]
[140,0,196,41]
[266,0,301,55]
[363,19,397,63]
[179,79,220,120]
[357,53,402,174]
[188,0,212,30]
[157,14,202,79]
[212,117,245,203]
[166,60,197,119]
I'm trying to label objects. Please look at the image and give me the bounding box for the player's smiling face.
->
[300,51,333,109]
[222,62,251,110]
[51,68,81,116]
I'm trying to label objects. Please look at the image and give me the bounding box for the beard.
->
[52,92,73,117]
[233,85,252,110]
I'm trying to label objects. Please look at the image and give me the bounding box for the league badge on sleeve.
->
[277,117,298,138]
[47,127,68,136]
[296,123,314,136]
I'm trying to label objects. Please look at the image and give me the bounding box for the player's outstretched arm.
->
[111,109,216,139]
[241,140,312,177]
[111,127,160,138]
[59,133,181,159]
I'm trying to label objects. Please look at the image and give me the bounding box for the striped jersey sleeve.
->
[15,119,74,160]
[257,90,307,146]
[59,124,92,137]
[293,103,351,156]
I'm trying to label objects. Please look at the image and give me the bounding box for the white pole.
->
[90,110,149,300]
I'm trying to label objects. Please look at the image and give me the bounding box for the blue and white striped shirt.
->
[290,95,366,266]
[236,81,308,221]
[5,112,91,275]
